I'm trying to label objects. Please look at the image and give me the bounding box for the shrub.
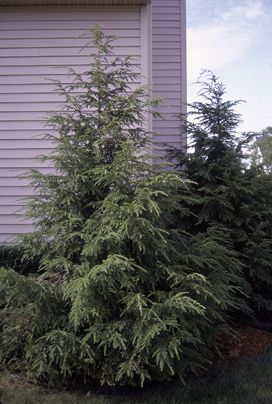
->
[0,244,40,275]
[0,33,249,388]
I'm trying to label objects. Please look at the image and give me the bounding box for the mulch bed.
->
[215,325,272,368]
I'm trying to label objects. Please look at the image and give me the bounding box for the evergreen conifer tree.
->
[169,71,272,316]
[0,35,249,388]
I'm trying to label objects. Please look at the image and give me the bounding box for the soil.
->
[215,325,272,368]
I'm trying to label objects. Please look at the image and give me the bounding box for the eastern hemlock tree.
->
[169,71,272,316]
[0,34,249,388]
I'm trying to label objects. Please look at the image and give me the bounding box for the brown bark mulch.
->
[215,325,272,368]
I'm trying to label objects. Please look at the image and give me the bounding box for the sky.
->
[187,0,272,133]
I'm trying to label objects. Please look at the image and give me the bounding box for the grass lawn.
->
[0,349,272,404]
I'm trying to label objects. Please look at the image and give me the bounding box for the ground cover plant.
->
[0,30,250,388]
[168,71,272,317]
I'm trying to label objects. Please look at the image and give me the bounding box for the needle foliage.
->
[169,71,272,317]
[0,35,249,388]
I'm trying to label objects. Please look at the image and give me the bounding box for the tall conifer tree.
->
[0,35,248,387]
[169,71,272,315]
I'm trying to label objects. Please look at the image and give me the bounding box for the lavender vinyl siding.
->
[0,0,186,242]
[0,6,141,242]
[152,0,186,148]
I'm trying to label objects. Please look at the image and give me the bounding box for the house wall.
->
[152,0,186,149]
[0,6,142,242]
[0,0,186,242]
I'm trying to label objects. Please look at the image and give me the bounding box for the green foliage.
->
[0,244,40,275]
[0,36,249,388]
[251,126,272,173]
[168,71,272,316]
[2,350,272,404]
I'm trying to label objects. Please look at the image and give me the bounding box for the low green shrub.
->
[0,245,40,275]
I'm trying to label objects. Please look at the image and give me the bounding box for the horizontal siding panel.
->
[0,63,141,75]
[0,130,46,139]
[0,215,31,225]
[0,75,68,85]
[0,122,48,130]
[0,103,62,111]
[0,66,73,75]
[0,89,139,99]
[1,84,75,93]
[152,69,181,77]
[0,8,140,21]
[152,20,180,28]
[0,206,24,214]
[154,98,182,106]
[153,90,182,98]
[152,13,180,21]
[0,54,140,66]
[152,134,182,142]
[151,7,180,14]
[153,129,181,137]
[0,20,140,30]
[153,56,181,64]
[152,84,181,92]
[153,121,181,129]
[0,186,34,196]
[152,63,181,69]
[0,224,33,234]
[0,44,137,57]
[0,111,62,120]
[0,196,28,205]
[0,159,51,168]
[156,105,181,114]
[0,149,52,158]
[0,28,140,39]
[153,42,180,50]
[0,111,52,120]
[152,0,180,5]
[0,169,23,177]
[0,93,64,102]
[152,142,182,149]
[157,142,182,149]
[153,48,181,56]
[0,37,140,48]
[0,177,30,186]
[153,27,181,35]
[154,112,181,120]
[0,139,54,148]
[153,35,181,42]
[0,167,55,176]
[153,136,182,147]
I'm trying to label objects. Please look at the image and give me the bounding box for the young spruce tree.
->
[0,34,249,387]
